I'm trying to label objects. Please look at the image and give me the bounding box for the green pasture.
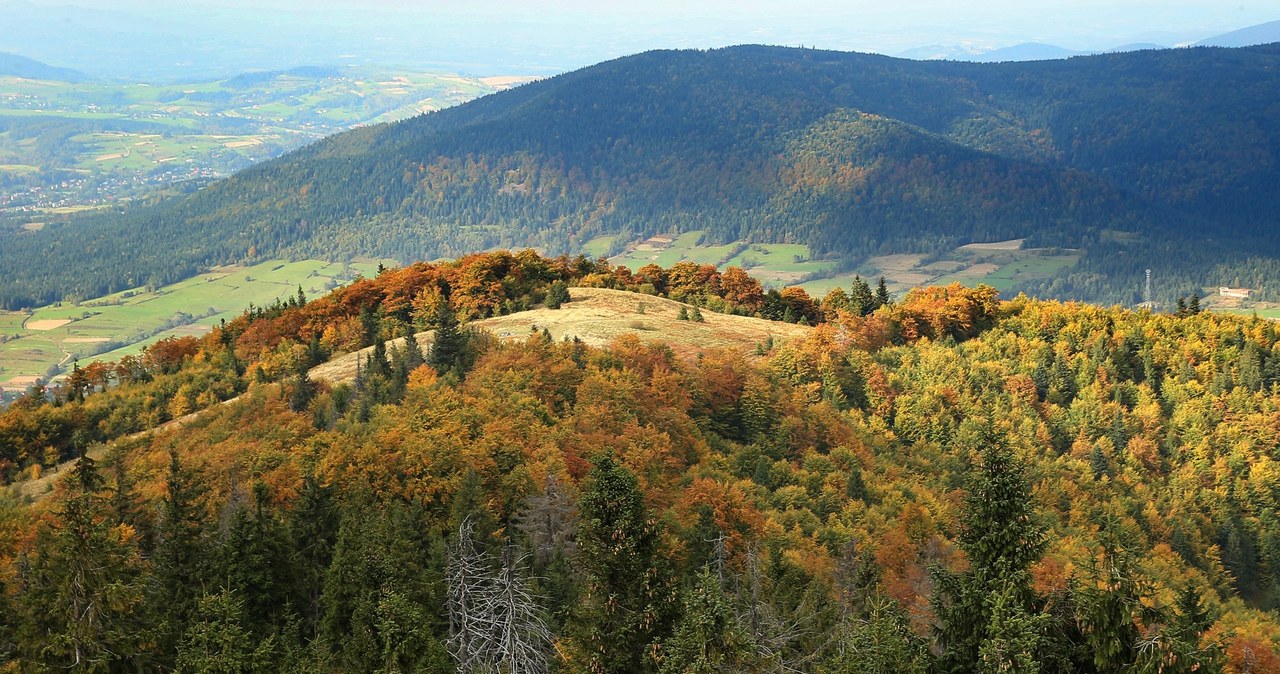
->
[0,259,381,384]
[795,275,864,297]
[582,236,618,257]
[938,254,1078,292]
[1216,307,1280,320]
[726,243,811,269]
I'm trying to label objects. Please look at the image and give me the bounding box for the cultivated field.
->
[596,231,1077,299]
[0,67,527,214]
[797,240,1079,298]
[0,259,381,391]
[606,231,834,287]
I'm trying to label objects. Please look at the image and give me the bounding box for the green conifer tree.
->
[546,280,571,309]
[288,472,339,640]
[16,455,151,669]
[428,294,465,375]
[176,590,276,674]
[151,449,209,660]
[850,276,874,316]
[659,567,754,673]
[933,433,1046,674]
[572,454,676,674]
[875,277,891,309]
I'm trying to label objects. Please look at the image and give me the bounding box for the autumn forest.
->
[2,251,1279,672]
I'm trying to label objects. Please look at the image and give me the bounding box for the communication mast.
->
[1143,269,1152,305]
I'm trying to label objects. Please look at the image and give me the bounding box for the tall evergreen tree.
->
[822,596,931,674]
[933,432,1046,674]
[428,294,465,376]
[874,276,891,309]
[849,276,874,317]
[319,499,449,673]
[287,472,339,640]
[152,449,210,660]
[658,567,754,674]
[217,482,290,641]
[571,453,676,674]
[16,455,151,670]
[176,589,276,674]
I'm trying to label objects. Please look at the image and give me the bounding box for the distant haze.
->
[1,0,1277,78]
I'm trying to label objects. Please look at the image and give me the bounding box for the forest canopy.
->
[1,253,1279,671]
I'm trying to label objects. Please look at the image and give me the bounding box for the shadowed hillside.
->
[4,44,1280,308]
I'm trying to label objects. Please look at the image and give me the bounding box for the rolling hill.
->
[0,51,89,82]
[4,43,1280,309]
[1197,19,1280,48]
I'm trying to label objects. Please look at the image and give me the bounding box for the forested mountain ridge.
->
[4,43,1280,308]
[5,254,1280,670]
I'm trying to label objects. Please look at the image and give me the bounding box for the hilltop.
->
[309,287,809,384]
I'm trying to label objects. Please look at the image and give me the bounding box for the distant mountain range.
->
[897,18,1280,63]
[3,43,1279,309]
[0,52,89,82]
[1196,19,1280,48]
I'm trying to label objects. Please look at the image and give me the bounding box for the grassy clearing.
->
[1215,307,1280,320]
[607,234,828,288]
[582,236,618,257]
[796,246,1079,298]
[310,287,811,384]
[0,259,381,386]
[0,314,27,335]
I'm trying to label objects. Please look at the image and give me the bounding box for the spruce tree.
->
[217,483,289,642]
[546,280,570,309]
[659,567,754,674]
[850,276,874,316]
[428,294,465,375]
[933,433,1046,674]
[824,596,932,674]
[874,277,891,309]
[287,472,339,640]
[152,449,209,659]
[176,590,276,674]
[16,455,151,669]
[572,454,675,674]
[320,499,449,673]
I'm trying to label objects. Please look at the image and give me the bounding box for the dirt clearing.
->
[27,319,71,331]
[959,239,1024,251]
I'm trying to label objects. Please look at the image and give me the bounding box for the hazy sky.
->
[4,0,1278,77]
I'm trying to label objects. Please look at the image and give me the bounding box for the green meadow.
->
[0,259,382,390]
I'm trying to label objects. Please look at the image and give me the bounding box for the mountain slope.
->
[1197,19,1280,47]
[0,51,89,81]
[4,44,1280,308]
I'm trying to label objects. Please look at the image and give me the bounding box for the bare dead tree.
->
[493,545,552,674]
[737,542,835,674]
[513,474,578,568]
[448,518,552,674]
[448,518,498,674]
